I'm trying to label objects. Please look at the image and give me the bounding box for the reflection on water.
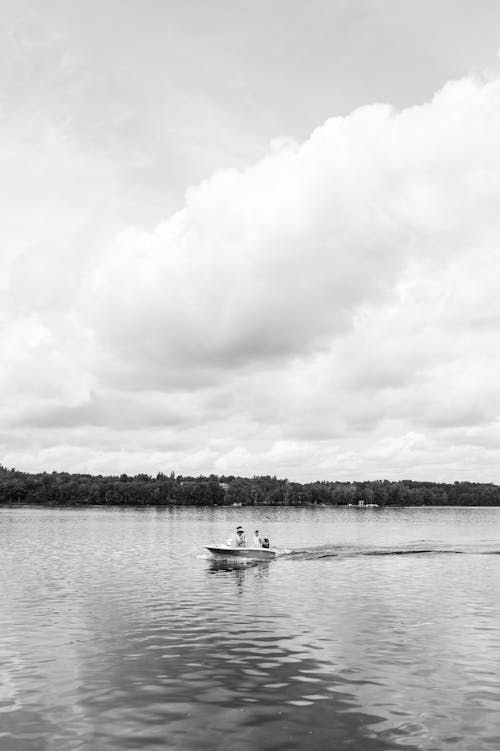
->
[206,559,271,596]
[1,506,500,750]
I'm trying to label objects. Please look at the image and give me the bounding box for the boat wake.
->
[278,541,500,560]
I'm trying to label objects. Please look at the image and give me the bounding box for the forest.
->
[1,465,500,506]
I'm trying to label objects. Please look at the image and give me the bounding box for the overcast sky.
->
[3,0,500,481]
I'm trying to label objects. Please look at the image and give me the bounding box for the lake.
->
[1,505,500,750]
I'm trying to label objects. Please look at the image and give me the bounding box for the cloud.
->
[85,76,500,378]
[4,73,500,479]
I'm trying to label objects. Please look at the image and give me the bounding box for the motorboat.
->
[205,544,276,561]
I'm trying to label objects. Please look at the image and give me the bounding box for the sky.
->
[3,0,500,482]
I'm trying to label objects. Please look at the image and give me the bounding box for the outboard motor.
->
[262,538,270,549]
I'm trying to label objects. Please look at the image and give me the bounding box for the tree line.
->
[1,465,500,506]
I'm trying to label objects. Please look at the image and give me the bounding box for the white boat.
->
[205,544,276,561]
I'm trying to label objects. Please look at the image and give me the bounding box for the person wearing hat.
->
[227,526,246,547]
[236,526,246,547]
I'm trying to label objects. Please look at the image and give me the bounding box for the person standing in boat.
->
[252,530,263,547]
[227,526,246,546]
[236,526,246,546]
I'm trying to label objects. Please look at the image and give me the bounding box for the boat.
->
[205,544,276,561]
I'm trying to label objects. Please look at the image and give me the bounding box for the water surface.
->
[1,506,500,750]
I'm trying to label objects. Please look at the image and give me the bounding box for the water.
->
[1,506,500,751]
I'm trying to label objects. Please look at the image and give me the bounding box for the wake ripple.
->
[279,542,500,560]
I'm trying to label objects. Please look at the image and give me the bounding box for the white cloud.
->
[4,73,500,480]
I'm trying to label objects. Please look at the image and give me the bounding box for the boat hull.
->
[205,545,276,561]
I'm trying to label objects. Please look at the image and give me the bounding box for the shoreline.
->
[2,502,500,509]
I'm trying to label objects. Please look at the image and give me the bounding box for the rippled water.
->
[1,506,500,750]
